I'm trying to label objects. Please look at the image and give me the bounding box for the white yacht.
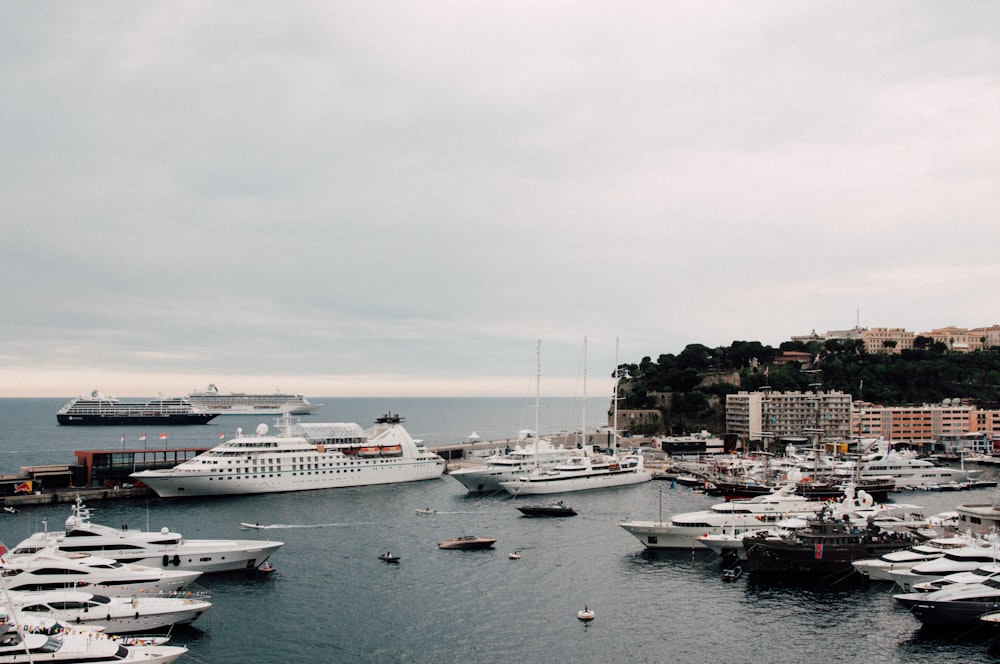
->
[500,450,651,495]
[8,497,282,574]
[448,438,573,493]
[7,589,212,634]
[894,576,1000,625]
[132,412,445,498]
[887,542,1000,591]
[852,535,971,581]
[833,439,977,489]
[0,620,187,663]
[185,384,320,415]
[0,551,201,596]
[619,483,821,550]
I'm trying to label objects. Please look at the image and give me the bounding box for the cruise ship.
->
[131,412,445,497]
[57,391,217,425]
[185,384,320,415]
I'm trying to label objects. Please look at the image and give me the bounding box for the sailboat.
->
[500,338,652,495]
[448,341,572,493]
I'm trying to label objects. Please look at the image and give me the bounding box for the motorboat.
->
[500,450,651,495]
[415,508,437,515]
[894,577,1000,625]
[379,552,401,563]
[8,497,283,574]
[6,589,212,633]
[0,617,187,663]
[185,384,320,415]
[0,550,201,596]
[437,536,496,550]
[516,501,577,517]
[577,607,595,621]
[132,412,445,497]
[721,566,743,582]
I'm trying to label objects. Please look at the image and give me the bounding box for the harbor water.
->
[2,398,1000,663]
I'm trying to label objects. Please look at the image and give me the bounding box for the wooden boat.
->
[516,500,577,517]
[437,536,497,550]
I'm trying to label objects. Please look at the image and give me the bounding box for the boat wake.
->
[241,521,379,530]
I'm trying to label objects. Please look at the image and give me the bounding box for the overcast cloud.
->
[3,1,999,398]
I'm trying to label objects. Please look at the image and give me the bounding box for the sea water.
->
[1,398,999,663]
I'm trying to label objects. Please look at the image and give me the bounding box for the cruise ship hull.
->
[137,459,445,498]
[58,413,217,425]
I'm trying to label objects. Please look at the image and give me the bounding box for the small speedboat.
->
[379,552,401,563]
[438,536,497,550]
[516,501,577,517]
[3,506,17,514]
[240,522,266,529]
[721,566,743,582]
[577,607,595,621]
[508,551,522,559]
[415,508,437,515]
[258,561,276,574]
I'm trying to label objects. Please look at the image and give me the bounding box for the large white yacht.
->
[132,412,445,498]
[7,589,212,634]
[448,437,573,493]
[0,551,201,596]
[851,535,972,581]
[619,483,821,550]
[886,542,1000,591]
[500,449,651,495]
[8,497,282,574]
[833,439,977,489]
[185,384,320,415]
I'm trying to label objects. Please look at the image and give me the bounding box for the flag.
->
[814,543,823,559]
[219,432,225,439]
[0,542,6,562]
[813,353,820,366]
[159,433,168,440]
[139,433,146,442]
[120,434,125,444]
[14,481,32,494]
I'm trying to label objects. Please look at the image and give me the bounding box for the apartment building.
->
[725,390,853,449]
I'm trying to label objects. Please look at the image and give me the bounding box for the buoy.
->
[577,606,595,621]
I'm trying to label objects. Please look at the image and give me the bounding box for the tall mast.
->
[581,336,588,451]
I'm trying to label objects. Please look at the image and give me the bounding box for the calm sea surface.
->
[2,398,1000,663]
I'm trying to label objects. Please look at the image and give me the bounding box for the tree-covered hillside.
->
[617,339,1000,435]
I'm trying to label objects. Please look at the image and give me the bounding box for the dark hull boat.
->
[438,536,497,550]
[743,507,915,577]
[516,501,577,517]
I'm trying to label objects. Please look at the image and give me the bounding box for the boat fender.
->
[173,554,181,566]
[163,555,170,567]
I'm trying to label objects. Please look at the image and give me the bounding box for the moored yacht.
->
[886,541,1000,591]
[8,497,283,574]
[0,619,188,663]
[131,412,445,497]
[448,438,573,493]
[833,438,977,489]
[894,576,1000,625]
[6,589,212,633]
[0,551,201,596]
[500,450,651,495]
[620,483,821,550]
[851,535,972,582]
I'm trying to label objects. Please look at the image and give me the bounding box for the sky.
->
[3,2,1000,399]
